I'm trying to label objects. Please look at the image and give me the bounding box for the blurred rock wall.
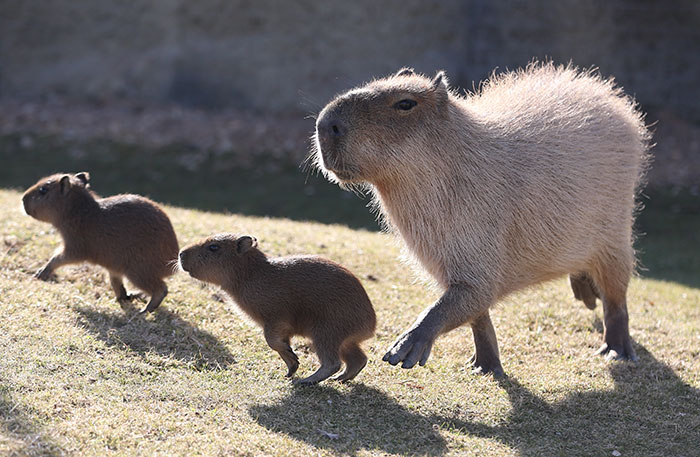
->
[1,0,699,119]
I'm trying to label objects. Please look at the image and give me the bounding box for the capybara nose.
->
[317,116,346,142]
[178,251,188,269]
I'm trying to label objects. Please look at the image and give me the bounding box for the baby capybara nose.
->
[178,251,188,270]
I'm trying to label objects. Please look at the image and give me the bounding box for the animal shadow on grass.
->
[73,302,235,370]
[250,383,447,456]
[431,344,700,456]
[0,380,65,456]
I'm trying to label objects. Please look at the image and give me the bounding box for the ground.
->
[0,133,699,456]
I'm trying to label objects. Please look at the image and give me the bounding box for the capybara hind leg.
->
[469,311,504,377]
[264,325,299,377]
[333,342,368,382]
[296,341,341,385]
[570,272,599,310]
[590,253,637,362]
[139,281,168,314]
[109,273,129,301]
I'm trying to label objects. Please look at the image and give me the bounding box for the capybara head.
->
[313,68,450,184]
[22,172,92,224]
[179,233,259,286]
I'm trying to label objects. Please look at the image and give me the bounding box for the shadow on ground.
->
[431,345,700,456]
[250,383,447,456]
[0,380,64,456]
[74,302,235,370]
[251,345,699,456]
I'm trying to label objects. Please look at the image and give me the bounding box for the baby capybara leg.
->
[570,272,599,310]
[264,325,299,377]
[109,273,129,301]
[333,341,368,382]
[35,249,75,280]
[129,275,168,314]
[142,282,168,314]
[296,337,341,385]
[590,251,637,362]
[469,311,504,377]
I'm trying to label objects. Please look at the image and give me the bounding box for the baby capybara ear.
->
[395,67,415,77]
[236,236,258,254]
[59,175,72,195]
[75,172,91,187]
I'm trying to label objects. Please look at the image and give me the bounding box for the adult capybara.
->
[23,172,179,313]
[179,233,376,384]
[312,62,650,376]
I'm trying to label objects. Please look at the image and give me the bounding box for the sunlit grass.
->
[1,187,698,457]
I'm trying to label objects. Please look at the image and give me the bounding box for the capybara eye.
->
[208,244,220,252]
[394,99,417,111]
[38,186,48,195]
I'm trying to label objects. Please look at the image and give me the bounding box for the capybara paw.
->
[34,267,52,281]
[595,342,638,362]
[285,364,299,378]
[383,327,436,369]
[468,353,505,377]
[293,377,319,386]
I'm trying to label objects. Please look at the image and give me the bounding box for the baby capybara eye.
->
[394,99,417,110]
[208,244,220,252]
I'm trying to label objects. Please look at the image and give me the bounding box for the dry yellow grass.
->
[1,188,698,456]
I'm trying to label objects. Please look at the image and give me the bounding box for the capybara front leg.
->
[35,249,74,280]
[109,273,129,301]
[469,311,504,377]
[383,283,488,369]
[264,326,299,378]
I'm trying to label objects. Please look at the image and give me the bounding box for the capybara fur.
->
[23,172,179,313]
[313,62,651,376]
[179,233,376,384]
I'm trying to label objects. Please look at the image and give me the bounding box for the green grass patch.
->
[1,135,699,456]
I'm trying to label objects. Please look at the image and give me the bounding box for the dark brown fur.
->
[179,233,376,384]
[22,172,179,313]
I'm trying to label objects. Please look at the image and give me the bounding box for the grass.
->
[1,134,699,456]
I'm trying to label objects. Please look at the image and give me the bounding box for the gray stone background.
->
[1,0,699,187]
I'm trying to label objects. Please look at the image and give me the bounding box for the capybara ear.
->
[395,67,415,77]
[432,71,449,91]
[236,236,258,254]
[59,175,71,195]
[75,172,90,187]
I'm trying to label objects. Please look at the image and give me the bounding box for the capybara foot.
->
[468,353,505,378]
[34,267,53,281]
[383,325,437,369]
[595,342,638,362]
[118,292,146,303]
[285,359,300,378]
[294,362,341,385]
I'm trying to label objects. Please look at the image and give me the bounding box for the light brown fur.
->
[179,233,376,384]
[23,172,179,313]
[313,62,651,376]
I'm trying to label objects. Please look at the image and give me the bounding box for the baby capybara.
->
[179,233,376,384]
[22,172,179,313]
